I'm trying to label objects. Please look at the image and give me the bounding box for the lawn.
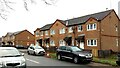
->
[93,54,118,66]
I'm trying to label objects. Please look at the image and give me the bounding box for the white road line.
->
[26,58,40,64]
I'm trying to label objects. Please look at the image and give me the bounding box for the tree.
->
[0,0,58,20]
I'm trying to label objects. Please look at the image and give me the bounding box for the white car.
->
[0,47,26,68]
[27,44,46,56]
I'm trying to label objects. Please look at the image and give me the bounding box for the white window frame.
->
[59,28,65,34]
[59,40,65,46]
[116,39,118,46]
[40,31,43,36]
[50,30,55,35]
[78,25,82,32]
[68,27,73,33]
[50,40,55,46]
[87,23,97,31]
[45,31,48,35]
[35,31,39,37]
[87,39,97,46]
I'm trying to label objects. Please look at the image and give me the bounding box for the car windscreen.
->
[34,46,42,49]
[71,47,82,52]
[0,49,21,57]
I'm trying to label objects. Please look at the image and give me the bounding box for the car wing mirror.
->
[68,50,72,52]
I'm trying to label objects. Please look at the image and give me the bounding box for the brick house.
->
[35,9,120,52]
[34,24,52,47]
[2,30,35,47]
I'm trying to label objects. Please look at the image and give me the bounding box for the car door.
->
[29,47,34,54]
[60,46,67,57]
[66,47,73,59]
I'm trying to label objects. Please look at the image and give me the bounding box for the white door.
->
[80,42,84,49]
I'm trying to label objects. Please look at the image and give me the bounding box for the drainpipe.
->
[99,21,102,50]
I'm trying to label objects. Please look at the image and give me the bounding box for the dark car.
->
[56,46,93,63]
[116,52,120,66]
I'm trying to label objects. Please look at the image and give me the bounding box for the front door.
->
[80,42,84,49]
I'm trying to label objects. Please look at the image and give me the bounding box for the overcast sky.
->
[0,0,119,36]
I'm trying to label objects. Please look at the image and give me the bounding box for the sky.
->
[0,0,120,37]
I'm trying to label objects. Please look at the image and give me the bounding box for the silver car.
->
[0,47,26,68]
[27,44,45,56]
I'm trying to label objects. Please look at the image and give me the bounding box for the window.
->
[50,40,55,46]
[27,36,30,39]
[40,31,43,36]
[59,28,65,34]
[12,36,15,39]
[116,39,118,46]
[78,25,82,32]
[45,31,48,35]
[87,39,97,46]
[35,31,39,37]
[50,30,55,35]
[59,40,65,46]
[68,27,73,33]
[115,25,118,31]
[87,23,97,31]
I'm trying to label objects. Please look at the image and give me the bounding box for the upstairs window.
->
[35,31,39,37]
[40,31,43,36]
[68,27,73,33]
[50,30,55,35]
[87,23,96,31]
[78,25,82,32]
[45,31,48,35]
[59,28,65,34]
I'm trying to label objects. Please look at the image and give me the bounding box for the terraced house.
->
[34,9,120,52]
[2,30,35,48]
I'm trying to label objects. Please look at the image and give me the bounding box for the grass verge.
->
[93,54,118,66]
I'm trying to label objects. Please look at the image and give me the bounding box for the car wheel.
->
[27,51,30,55]
[73,57,79,64]
[34,52,36,56]
[57,54,62,60]
[116,61,120,66]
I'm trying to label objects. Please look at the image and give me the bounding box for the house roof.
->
[5,30,33,37]
[40,24,53,31]
[62,9,113,26]
[7,32,13,36]
[13,31,21,35]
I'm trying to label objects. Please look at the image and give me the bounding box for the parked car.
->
[15,45,24,48]
[0,47,26,68]
[27,44,45,56]
[56,46,93,63]
[116,52,120,66]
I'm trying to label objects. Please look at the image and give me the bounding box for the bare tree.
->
[0,0,15,20]
[0,0,58,20]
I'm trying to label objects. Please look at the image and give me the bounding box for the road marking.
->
[26,58,40,64]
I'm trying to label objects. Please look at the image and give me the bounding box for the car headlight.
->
[0,61,3,67]
[86,54,93,58]
[79,54,85,57]
[21,58,26,65]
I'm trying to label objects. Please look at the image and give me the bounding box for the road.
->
[19,49,110,68]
